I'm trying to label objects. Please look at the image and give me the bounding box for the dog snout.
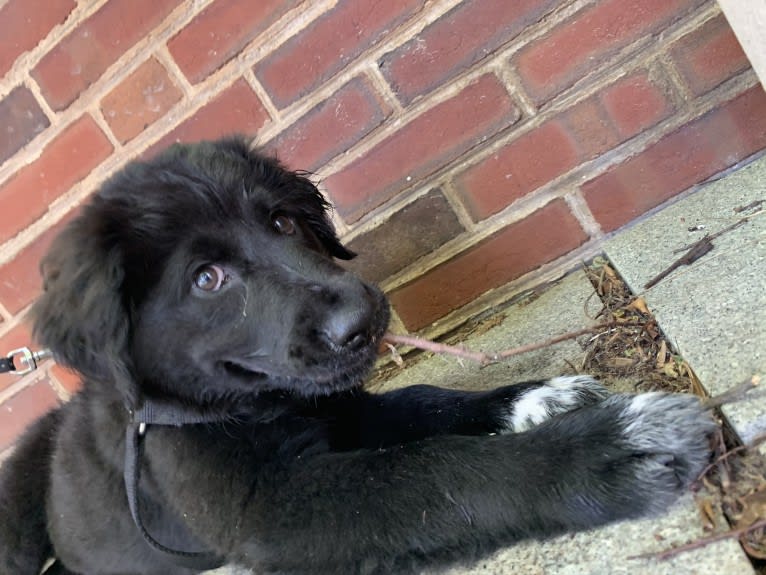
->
[317,283,378,352]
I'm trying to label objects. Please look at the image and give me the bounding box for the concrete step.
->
[605,153,766,450]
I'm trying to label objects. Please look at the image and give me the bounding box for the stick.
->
[381,333,488,364]
[702,374,761,409]
[696,432,766,482]
[645,238,714,289]
[383,321,644,366]
[628,518,766,562]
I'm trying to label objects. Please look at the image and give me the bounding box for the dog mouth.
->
[221,359,269,380]
[219,336,381,392]
[220,351,372,385]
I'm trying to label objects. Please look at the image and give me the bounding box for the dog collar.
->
[124,397,227,570]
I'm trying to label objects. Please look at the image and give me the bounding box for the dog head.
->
[31,137,389,407]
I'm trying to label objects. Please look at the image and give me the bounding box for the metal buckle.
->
[7,347,52,375]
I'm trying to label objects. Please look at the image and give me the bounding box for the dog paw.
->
[502,375,610,433]
[527,391,716,526]
[608,392,716,509]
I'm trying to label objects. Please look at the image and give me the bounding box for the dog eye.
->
[193,265,226,292]
[272,214,296,236]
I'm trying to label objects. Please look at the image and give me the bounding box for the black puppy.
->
[0,137,714,575]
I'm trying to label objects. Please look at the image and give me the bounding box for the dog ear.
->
[288,171,356,261]
[31,206,137,407]
[310,217,356,261]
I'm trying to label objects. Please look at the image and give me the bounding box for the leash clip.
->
[5,347,52,375]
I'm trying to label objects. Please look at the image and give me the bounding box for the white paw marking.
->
[605,392,716,510]
[505,375,609,433]
[616,392,714,454]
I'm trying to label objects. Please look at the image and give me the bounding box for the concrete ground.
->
[605,154,766,449]
[210,154,765,574]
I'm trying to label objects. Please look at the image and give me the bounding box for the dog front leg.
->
[326,376,610,449]
[147,392,713,575]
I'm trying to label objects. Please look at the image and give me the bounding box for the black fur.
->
[0,137,715,575]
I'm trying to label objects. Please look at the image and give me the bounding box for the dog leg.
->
[325,376,609,448]
[146,391,713,574]
[0,410,61,575]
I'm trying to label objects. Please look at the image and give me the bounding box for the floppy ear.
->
[289,171,356,261]
[310,215,356,261]
[31,207,137,407]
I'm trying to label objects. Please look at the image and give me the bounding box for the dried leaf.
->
[656,340,667,369]
[663,362,679,378]
[736,489,766,559]
[697,498,717,531]
[628,297,650,315]
[734,489,766,529]
[606,357,636,368]
[645,320,660,339]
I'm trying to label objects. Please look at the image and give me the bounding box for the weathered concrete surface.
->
[605,154,766,447]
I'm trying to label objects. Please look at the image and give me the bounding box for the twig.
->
[696,432,766,482]
[645,238,714,289]
[647,215,754,289]
[734,199,764,213]
[383,321,644,367]
[382,334,487,364]
[702,374,761,409]
[672,215,752,254]
[629,518,766,562]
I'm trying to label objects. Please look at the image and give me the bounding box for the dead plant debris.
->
[584,259,765,568]
[581,257,699,395]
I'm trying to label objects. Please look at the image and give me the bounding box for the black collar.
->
[124,397,227,570]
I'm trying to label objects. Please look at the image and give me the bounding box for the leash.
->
[0,347,52,375]
[125,397,227,570]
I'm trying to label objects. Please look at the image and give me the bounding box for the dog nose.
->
[318,284,377,352]
[320,308,369,351]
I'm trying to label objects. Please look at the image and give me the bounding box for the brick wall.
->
[0,0,762,454]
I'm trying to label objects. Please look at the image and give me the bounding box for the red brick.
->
[0,0,75,78]
[0,379,60,451]
[559,96,621,159]
[101,58,182,144]
[344,189,464,284]
[255,0,423,108]
[388,199,587,331]
[168,0,298,84]
[31,0,182,111]
[583,86,766,232]
[145,79,270,157]
[270,78,391,171]
[456,121,580,221]
[0,86,50,166]
[513,0,704,104]
[50,364,82,395]
[0,116,111,244]
[381,0,558,105]
[0,211,76,315]
[669,15,750,97]
[0,323,33,393]
[599,71,674,139]
[455,71,673,221]
[324,74,520,222]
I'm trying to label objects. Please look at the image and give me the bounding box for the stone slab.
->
[605,154,766,445]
